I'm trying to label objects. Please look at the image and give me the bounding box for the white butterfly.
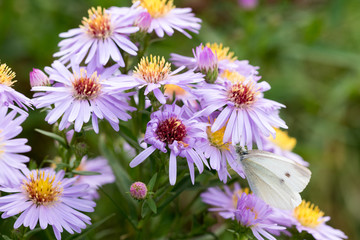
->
[237,148,311,210]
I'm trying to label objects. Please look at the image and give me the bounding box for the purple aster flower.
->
[235,192,285,240]
[75,156,115,200]
[200,117,244,183]
[0,63,32,115]
[130,181,148,200]
[54,4,140,67]
[110,55,204,104]
[201,183,244,219]
[238,0,258,10]
[279,200,347,240]
[32,61,136,133]
[135,11,152,32]
[0,107,31,187]
[0,169,96,240]
[129,104,208,185]
[135,0,201,38]
[262,128,309,166]
[195,73,287,149]
[30,68,50,87]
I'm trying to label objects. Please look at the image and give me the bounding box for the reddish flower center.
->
[155,117,187,144]
[228,82,257,108]
[72,69,101,100]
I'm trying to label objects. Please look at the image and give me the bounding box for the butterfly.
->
[237,147,311,210]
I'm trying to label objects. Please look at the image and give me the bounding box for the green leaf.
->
[147,198,157,214]
[1,235,12,240]
[141,201,149,218]
[24,228,42,239]
[147,173,157,191]
[66,213,115,240]
[35,129,67,147]
[72,170,101,176]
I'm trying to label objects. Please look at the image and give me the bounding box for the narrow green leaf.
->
[72,170,101,176]
[141,201,148,218]
[147,173,157,191]
[35,129,67,147]
[24,228,42,239]
[147,198,157,214]
[1,235,12,240]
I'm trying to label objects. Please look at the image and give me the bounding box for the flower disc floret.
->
[72,69,101,100]
[134,55,171,84]
[228,81,258,108]
[137,0,175,18]
[0,63,16,87]
[294,200,324,228]
[206,43,237,62]
[156,117,187,144]
[81,7,112,39]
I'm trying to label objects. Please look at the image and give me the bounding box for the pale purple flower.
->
[193,44,218,73]
[30,68,50,87]
[54,4,141,67]
[75,156,115,199]
[235,192,285,240]
[32,61,136,133]
[135,0,201,38]
[0,169,96,240]
[129,104,208,185]
[195,75,287,149]
[135,11,152,32]
[0,63,32,115]
[130,181,148,200]
[238,0,258,10]
[0,107,31,187]
[109,55,204,104]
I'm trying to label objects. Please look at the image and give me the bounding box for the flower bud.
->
[238,0,258,10]
[193,44,218,83]
[130,181,148,200]
[29,68,50,87]
[135,12,152,32]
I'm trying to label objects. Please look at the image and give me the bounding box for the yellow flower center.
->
[134,55,171,84]
[232,188,250,207]
[221,70,246,84]
[206,43,237,62]
[293,200,325,228]
[136,0,175,18]
[23,170,63,206]
[0,63,16,87]
[207,124,230,150]
[81,7,112,39]
[72,69,102,100]
[269,128,297,151]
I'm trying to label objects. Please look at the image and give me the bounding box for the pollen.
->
[221,70,246,84]
[155,117,187,145]
[206,43,237,62]
[269,128,297,151]
[228,81,258,108]
[72,69,102,100]
[293,200,325,228]
[207,124,230,150]
[0,63,16,87]
[22,170,63,206]
[134,55,171,84]
[136,0,175,18]
[81,6,112,39]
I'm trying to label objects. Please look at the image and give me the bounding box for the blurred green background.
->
[0,0,359,239]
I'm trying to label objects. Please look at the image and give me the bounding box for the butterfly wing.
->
[241,150,311,210]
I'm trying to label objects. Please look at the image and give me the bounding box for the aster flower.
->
[170,43,259,79]
[195,72,287,148]
[0,169,96,240]
[129,104,208,185]
[262,128,309,166]
[54,4,141,67]
[0,63,32,115]
[234,192,285,240]
[110,55,204,104]
[32,61,136,133]
[0,107,31,187]
[200,118,244,183]
[282,200,347,240]
[134,0,201,38]
[135,11,152,32]
[75,156,115,199]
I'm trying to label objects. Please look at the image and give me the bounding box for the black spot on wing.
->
[285,172,290,178]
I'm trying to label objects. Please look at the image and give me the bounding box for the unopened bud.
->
[193,44,218,83]
[135,12,152,32]
[130,181,148,200]
[30,68,50,87]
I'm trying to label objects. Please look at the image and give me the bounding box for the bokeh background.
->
[0,0,359,239]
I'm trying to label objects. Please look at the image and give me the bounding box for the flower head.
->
[0,169,96,240]
[110,55,204,105]
[129,104,208,185]
[54,4,141,67]
[135,0,201,38]
[135,11,152,32]
[130,181,148,200]
[32,61,136,133]
[0,63,32,115]
[193,44,218,83]
[30,68,50,87]
[0,107,31,186]
[75,156,115,199]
